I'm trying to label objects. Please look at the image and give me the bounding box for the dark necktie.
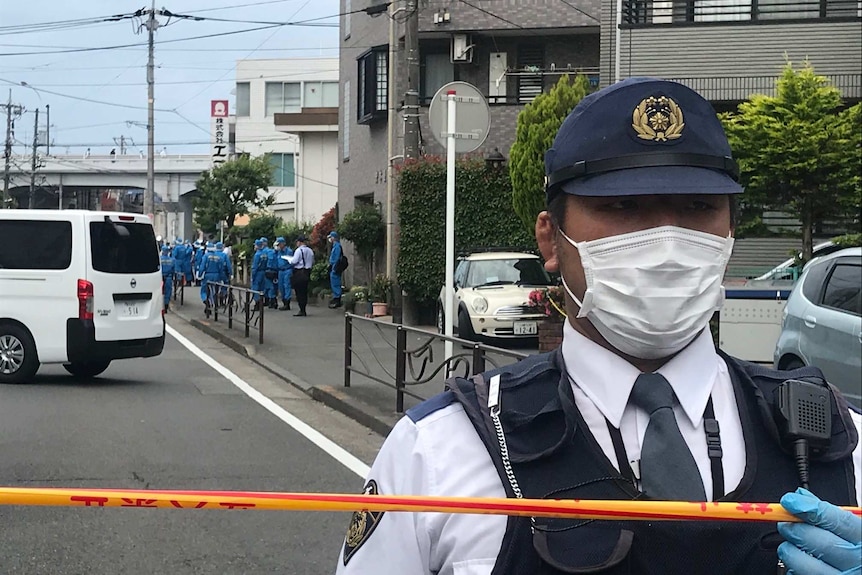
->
[629,373,707,501]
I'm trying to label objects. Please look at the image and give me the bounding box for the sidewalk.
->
[169,287,536,436]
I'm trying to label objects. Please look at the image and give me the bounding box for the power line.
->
[183,0,304,14]
[0,77,174,111]
[14,69,340,88]
[556,0,600,23]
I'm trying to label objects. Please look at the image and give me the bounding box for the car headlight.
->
[472,296,488,314]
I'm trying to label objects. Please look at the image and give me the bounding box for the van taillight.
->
[77,279,94,320]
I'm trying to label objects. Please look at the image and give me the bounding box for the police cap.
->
[545,77,743,204]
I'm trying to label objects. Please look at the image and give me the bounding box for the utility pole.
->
[144,0,159,219]
[29,108,39,209]
[403,0,420,160]
[3,91,16,208]
[113,135,127,155]
[45,104,50,156]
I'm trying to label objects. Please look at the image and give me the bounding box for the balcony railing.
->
[665,74,861,100]
[622,0,861,25]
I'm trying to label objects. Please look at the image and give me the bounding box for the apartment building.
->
[602,0,861,105]
[234,58,340,224]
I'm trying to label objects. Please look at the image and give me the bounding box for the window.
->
[802,260,831,303]
[421,53,454,103]
[270,153,296,187]
[342,81,350,160]
[89,222,159,274]
[355,194,374,207]
[236,82,250,117]
[304,81,339,108]
[0,220,72,270]
[357,46,388,124]
[465,259,552,288]
[821,263,862,315]
[517,45,544,104]
[265,82,301,115]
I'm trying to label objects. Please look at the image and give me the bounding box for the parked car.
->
[437,251,553,341]
[0,210,165,384]
[745,241,842,288]
[774,247,862,407]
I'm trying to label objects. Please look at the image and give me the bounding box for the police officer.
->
[193,240,205,286]
[287,234,314,317]
[198,241,224,318]
[334,78,862,575]
[263,236,280,310]
[275,236,294,311]
[173,238,190,286]
[251,238,266,308]
[159,245,175,313]
[327,230,344,309]
[216,241,232,306]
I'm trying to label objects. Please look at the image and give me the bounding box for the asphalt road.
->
[0,319,384,574]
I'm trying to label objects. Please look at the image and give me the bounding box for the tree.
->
[509,74,592,233]
[339,203,385,281]
[193,154,275,234]
[310,205,338,255]
[721,62,862,261]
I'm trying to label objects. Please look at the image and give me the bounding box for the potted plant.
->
[527,286,567,352]
[346,285,368,315]
[369,274,393,317]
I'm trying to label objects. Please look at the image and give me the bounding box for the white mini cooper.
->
[437,251,554,341]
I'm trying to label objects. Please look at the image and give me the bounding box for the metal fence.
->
[171,276,186,306]
[205,282,266,344]
[344,314,530,413]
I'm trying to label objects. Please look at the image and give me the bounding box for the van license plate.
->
[122,302,142,317]
[513,321,537,336]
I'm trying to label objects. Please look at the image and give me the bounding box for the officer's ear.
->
[536,211,559,274]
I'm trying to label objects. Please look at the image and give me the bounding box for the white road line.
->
[166,324,370,479]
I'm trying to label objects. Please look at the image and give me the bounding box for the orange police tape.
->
[0,487,860,522]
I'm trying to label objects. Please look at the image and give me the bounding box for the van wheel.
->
[63,360,111,379]
[0,325,39,384]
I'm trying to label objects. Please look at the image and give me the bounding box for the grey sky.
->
[0,0,339,155]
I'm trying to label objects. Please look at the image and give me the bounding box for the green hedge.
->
[397,157,536,304]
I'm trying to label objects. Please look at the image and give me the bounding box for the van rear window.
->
[0,220,72,270]
[89,221,159,274]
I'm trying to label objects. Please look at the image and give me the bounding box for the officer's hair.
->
[547,195,737,229]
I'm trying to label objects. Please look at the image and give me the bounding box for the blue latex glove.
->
[777,487,862,575]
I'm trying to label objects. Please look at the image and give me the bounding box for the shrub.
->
[339,203,385,279]
[397,157,535,305]
[310,206,337,255]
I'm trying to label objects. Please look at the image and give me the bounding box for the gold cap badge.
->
[632,96,685,142]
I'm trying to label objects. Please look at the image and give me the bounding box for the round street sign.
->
[427,81,490,154]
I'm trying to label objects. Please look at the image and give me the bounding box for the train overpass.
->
[4,154,211,240]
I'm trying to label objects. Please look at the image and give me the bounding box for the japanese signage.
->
[210,100,229,167]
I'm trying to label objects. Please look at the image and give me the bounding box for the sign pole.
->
[444,90,457,365]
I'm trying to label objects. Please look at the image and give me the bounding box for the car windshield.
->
[466,258,552,288]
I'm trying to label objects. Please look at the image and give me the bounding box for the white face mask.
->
[559,225,734,360]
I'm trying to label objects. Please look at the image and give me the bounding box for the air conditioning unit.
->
[451,34,474,63]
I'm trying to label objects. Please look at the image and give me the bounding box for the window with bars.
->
[357,46,388,124]
[517,45,544,104]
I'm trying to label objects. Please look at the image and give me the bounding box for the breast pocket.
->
[453,558,496,575]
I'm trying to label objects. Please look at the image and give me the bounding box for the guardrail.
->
[171,275,186,306]
[205,282,265,344]
[344,314,529,413]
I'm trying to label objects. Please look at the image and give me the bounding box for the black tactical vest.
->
[445,349,858,575]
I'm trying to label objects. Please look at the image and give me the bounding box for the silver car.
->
[774,247,862,407]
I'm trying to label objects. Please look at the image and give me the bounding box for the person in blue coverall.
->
[198,242,225,317]
[193,240,205,286]
[275,236,293,311]
[159,244,175,312]
[216,241,232,306]
[251,238,265,306]
[260,237,277,308]
[328,231,343,309]
[173,238,190,285]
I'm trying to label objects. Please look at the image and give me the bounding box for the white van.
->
[0,210,165,383]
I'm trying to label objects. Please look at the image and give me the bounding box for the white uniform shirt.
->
[335,325,862,575]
